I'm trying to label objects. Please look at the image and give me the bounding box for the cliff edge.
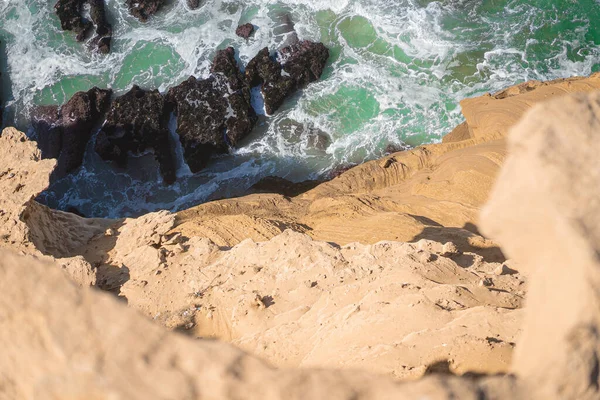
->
[1,76,600,399]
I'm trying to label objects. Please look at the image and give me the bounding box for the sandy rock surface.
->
[481,91,600,399]
[2,76,600,399]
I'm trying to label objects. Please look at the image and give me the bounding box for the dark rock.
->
[126,0,164,22]
[245,47,294,115]
[279,40,329,87]
[235,23,254,39]
[32,105,62,160]
[245,41,328,114]
[88,0,112,54]
[307,130,330,150]
[249,176,322,197]
[32,87,112,180]
[165,47,256,172]
[54,0,91,42]
[59,87,112,176]
[186,0,201,9]
[274,13,298,46]
[54,0,112,54]
[95,85,176,184]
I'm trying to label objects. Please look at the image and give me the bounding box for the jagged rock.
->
[94,85,176,184]
[165,47,256,172]
[31,105,61,160]
[54,0,91,41]
[236,23,254,39]
[245,47,294,115]
[88,0,112,54]
[245,41,329,114]
[54,0,112,53]
[279,40,329,87]
[126,0,164,22]
[32,87,112,180]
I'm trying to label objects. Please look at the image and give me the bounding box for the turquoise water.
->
[0,0,599,217]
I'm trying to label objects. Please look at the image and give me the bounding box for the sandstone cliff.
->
[1,75,600,399]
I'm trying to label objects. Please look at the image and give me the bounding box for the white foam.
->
[3,0,600,217]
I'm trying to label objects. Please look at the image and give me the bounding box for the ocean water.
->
[0,0,599,217]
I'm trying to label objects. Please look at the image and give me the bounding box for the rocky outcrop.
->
[88,0,112,54]
[126,0,164,22]
[95,85,176,184]
[236,23,254,39]
[5,89,600,399]
[119,229,523,378]
[245,41,329,114]
[1,251,519,400]
[173,74,600,252]
[54,0,112,54]
[165,47,256,172]
[0,128,109,287]
[481,92,600,399]
[32,87,112,180]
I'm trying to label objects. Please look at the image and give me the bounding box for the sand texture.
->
[1,75,600,399]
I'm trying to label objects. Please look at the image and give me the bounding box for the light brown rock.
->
[0,251,518,400]
[481,91,600,399]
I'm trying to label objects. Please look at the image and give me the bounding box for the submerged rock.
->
[186,0,201,9]
[94,85,176,184]
[245,41,329,114]
[32,87,112,180]
[126,0,164,22]
[54,0,112,54]
[165,47,256,172]
[236,23,254,39]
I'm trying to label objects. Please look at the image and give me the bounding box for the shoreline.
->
[2,87,600,398]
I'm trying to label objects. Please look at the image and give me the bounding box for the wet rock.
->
[88,0,112,54]
[165,47,256,172]
[126,0,164,22]
[280,40,329,86]
[54,0,91,42]
[186,0,201,9]
[245,41,329,114]
[32,105,62,160]
[54,0,112,54]
[249,176,322,197]
[58,87,112,176]
[236,23,254,39]
[94,85,176,184]
[245,47,294,115]
[32,87,112,180]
